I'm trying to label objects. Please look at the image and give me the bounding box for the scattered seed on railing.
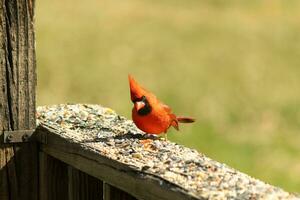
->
[37,104,299,200]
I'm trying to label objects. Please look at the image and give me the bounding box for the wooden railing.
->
[35,104,299,200]
[1,1,299,199]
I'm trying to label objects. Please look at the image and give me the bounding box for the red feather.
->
[177,117,195,123]
[129,75,195,135]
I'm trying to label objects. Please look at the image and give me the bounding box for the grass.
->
[36,0,300,193]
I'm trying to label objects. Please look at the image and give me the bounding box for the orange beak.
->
[134,101,145,111]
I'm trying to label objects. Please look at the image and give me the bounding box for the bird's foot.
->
[158,133,168,141]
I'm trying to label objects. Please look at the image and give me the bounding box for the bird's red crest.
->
[128,75,146,102]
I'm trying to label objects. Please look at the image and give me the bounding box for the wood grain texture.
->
[39,152,48,200]
[40,152,103,200]
[0,0,37,199]
[39,152,68,200]
[36,104,299,200]
[68,166,103,200]
[108,184,138,200]
[37,125,201,200]
[103,182,137,200]
[103,182,111,200]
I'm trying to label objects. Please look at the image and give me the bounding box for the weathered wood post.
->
[0,0,37,200]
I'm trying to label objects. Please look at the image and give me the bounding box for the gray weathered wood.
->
[36,125,202,200]
[36,104,300,200]
[0,0,37,200]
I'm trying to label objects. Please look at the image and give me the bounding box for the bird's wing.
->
[170,114,179,131]
[161,103,172,113]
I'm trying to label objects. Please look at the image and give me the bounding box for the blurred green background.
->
[36,0,300,193]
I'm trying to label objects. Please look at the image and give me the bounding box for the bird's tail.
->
[176,116,195,123]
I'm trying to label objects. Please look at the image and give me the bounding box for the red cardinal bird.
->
[129,75,195,135]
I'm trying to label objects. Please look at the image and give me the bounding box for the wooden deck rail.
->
[36,104,299,200]
[1,1,299,199]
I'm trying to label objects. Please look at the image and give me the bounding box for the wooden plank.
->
[37,126,200,200]
[0,145,18,200]
[0,0,37,200]
[39,152,68,200]
[39,151,48,200]
[36,104,299,200]
[103,182,137,200]
[41,151,102,200]
[103,182,111,200]
[68,166,76,200]
[68,166,102,200]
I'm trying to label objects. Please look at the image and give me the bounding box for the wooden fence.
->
[34,104,298,200]
[0,1,299,200]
